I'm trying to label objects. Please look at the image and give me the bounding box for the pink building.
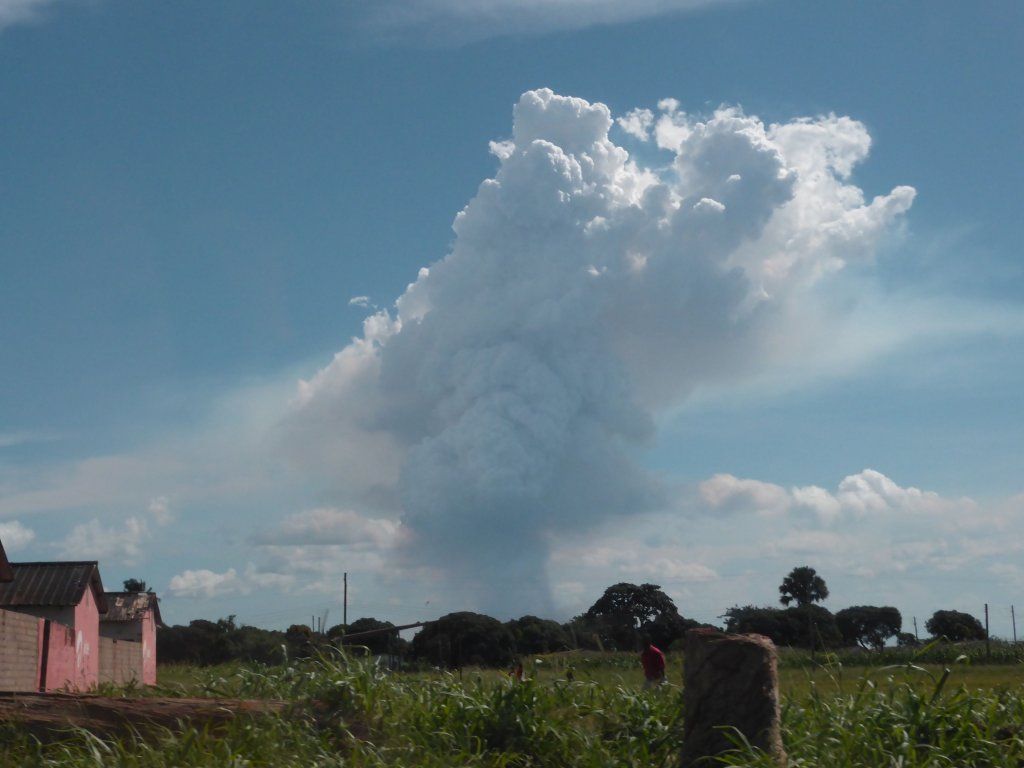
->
[0,561,108,690]
[100,591,162,685]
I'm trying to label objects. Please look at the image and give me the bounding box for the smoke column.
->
[287,89,914,616]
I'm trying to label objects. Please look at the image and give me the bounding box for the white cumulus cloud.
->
[252,507,405,549]
[167,564,295,599]
[616,108,654,141]
[148,496,173,525]
[57,516,149,565]
[54,495,178,565]
[0,520,36,551]
[168,567,240,598]
[700,468,971,522]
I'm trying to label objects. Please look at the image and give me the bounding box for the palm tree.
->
[778,566,828,607]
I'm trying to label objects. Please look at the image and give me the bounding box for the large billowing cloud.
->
[285,89,914,616]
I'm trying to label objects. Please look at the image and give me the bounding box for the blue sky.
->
[1,0,1022,633]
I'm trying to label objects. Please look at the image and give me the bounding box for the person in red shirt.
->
[640,635,666,689]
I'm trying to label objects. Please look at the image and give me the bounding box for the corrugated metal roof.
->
[0,562,107,612]
[102,591,163,626]
[0,539,12,583]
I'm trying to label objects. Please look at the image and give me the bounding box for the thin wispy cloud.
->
[353,0,747,43]
[0,430,59,449]
[0,0,59,32]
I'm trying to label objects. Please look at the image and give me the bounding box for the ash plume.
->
[286,89,914,616]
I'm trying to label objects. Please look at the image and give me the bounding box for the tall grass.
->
[3,652,1024,767]
[721,664,1024,767]
[779,639,1024,668]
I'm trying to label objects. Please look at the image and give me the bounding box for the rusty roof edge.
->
[0,539,12,583]
[0,561,106,608]
[100,591,163,625]
[90,565,108,614]
[6,560,101,566]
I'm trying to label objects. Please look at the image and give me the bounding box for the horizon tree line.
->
[155,566,992,667]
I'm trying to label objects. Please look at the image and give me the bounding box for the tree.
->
[723,604,840,650]
[157,616,287,666]
[585,583,680,649]
[333,617,402,655]
[562,615,602,651]
[835,606,902,650]
[778,566,829,607]
[724,606,791,641]
[506,616,571,654]
[123,578,148,592]
[926,610,986,642]
[646,610,706,650]
[285,623,316,658]
[411,612,515,668]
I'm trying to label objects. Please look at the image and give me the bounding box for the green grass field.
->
[5,652,1024,766]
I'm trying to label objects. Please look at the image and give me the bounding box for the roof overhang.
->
[89,565,108,613]
[0,539,12,583]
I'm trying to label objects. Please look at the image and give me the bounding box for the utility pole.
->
[985,603,991,660]
[913,616,919,641]
[343,572,348,628]
[1013,605,1017,644]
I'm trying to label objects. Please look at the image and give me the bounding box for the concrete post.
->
[680,628,786,767]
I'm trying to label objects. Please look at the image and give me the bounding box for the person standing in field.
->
[640,635,666,689]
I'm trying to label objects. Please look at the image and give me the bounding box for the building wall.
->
[100,620,141,641]
[10,604,75,627]
[0,608,42,691]
[98,614,155,684]
[0,608,87,692]
[71,584,101,689]
[141,611,157,685]
[42,619,80,691]
[98,637,145,686]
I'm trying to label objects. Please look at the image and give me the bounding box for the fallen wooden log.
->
[0,691,287,739]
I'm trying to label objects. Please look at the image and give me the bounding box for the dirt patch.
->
[0,691,287,739]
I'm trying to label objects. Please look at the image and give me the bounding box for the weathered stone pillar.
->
[680,628,785,767]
